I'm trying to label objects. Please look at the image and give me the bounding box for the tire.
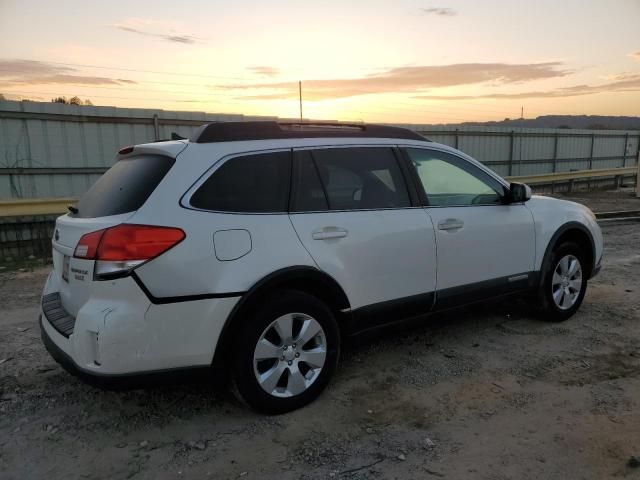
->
[230,289,340,414]
[538,241,588,322]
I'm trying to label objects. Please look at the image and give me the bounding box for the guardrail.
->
[0,166,637,217]
[595,210,640,222]
[505,166,638,184]
[0,198,76,217]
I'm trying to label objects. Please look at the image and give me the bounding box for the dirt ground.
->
[1,189,639,480]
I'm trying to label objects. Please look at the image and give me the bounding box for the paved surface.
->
[1,190,639,479]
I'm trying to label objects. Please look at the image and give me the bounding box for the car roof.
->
[190,121,429,143]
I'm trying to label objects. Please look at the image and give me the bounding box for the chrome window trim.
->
[181,143,424,215]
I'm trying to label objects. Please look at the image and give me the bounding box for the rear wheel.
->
[538,241,588,321]
[231,290,340,414]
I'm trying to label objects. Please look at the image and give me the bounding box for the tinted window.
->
[292,150,329,212]
[311,148,410,210]
[190,151,291,212]
[72,154,174,218]
[405,148,505,207]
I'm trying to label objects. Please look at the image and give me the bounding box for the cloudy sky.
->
[0,0,638,123]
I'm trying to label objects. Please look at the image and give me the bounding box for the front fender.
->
[526,196,603,274]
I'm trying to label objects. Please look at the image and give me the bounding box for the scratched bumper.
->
[40,270,240,376]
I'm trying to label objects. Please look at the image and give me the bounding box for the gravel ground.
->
[1,190,639,480]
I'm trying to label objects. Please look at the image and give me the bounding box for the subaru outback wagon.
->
[40,122,603,413]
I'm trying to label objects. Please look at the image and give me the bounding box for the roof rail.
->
[190,121,429,143]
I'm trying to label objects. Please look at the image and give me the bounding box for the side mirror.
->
[508,182,532,203]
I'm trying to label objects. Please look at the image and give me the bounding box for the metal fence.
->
[1,99,639,200]
[0,100,639,262]
[412,127,640,179]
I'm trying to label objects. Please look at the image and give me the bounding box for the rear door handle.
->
[437,218,464,231]
[312,227,348,240]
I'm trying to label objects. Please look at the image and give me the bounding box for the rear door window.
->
[291,150,329,212]
[72,154,175,218]
[190,151,291,213]
[310,147,410,210]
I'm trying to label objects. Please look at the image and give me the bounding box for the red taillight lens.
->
[74,224,185,279]
[74,229,105,259]
[97,224,185,261]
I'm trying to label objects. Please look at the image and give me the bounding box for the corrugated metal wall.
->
[412,126,639,178]
[1,100,638,199]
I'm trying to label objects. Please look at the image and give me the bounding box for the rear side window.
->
[310,147,410,210]
[190,151,291,212]
[72,154,174,218]
[291,150,329,212]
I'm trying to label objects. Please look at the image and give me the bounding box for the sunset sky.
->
[0,0,639,124]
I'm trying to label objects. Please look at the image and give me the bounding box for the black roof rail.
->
[190,121,429,143]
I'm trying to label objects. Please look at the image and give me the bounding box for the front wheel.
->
[231,290,340,414]
[538,241,588,322]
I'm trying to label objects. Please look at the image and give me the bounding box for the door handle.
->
[437,218,464,231]
[312,227,348,240]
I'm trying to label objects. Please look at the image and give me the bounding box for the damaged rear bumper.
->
[39,314,211,388]
[39,270,241,384]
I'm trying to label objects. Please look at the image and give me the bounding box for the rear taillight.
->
[74,224,185,279]
[74,229,105,259]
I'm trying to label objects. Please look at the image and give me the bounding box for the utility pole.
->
[518,106,524,175]
[299,81,303,123]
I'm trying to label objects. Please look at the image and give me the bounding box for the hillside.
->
[452,115,640,130]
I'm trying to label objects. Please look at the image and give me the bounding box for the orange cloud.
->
[0,59,137,87]
[248,66,280,77]
[414,74,640,100]
[422,7,457,16]
[112,18,203,44]
[218,62,570,100]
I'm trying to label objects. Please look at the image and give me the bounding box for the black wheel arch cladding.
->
[211,266,349,369]
[540,222,596,282]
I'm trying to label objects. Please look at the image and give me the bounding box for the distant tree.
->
[0,93,35,101]
[557,125,571,129]
[51,96,93,105]
[587,123,611,130]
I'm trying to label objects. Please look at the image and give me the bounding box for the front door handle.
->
[437,218,464,231]
[312,227,348,240]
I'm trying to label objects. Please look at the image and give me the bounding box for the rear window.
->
[72,154,174,218]
[189,151,291,213]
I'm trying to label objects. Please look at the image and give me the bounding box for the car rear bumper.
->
[39,315,213,387]
[40,270,241,378]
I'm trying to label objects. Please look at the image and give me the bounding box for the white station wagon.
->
[40,122,603,413]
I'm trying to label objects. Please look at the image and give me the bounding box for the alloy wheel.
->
[253,313,327,397]
[551,254,583,310]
